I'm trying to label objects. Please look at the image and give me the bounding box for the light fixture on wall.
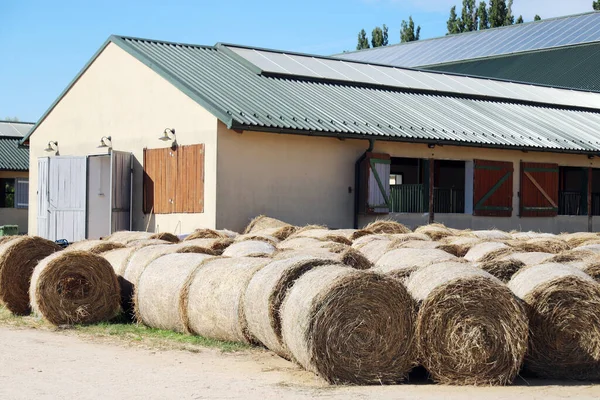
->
[44,141,59,155]
[427,143,436,149]
[98,136,112,149]
[159,128,177,149]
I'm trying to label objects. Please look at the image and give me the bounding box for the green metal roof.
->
[425,43,600,92]
[0,137,29,171]
[21,35,600,155]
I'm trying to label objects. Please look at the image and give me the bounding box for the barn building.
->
[20,34,600,240]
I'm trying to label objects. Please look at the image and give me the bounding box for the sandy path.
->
[0,327,599,400]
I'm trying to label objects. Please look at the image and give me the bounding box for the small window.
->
[390,174,403,185]
[0,178,15,208]
[15,178,29,209]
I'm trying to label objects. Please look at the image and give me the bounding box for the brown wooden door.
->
[520,162,559,217]
[473,160,513,217]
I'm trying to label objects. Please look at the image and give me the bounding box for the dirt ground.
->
[0,327,599,400]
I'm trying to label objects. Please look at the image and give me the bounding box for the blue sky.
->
[0,0,595,122]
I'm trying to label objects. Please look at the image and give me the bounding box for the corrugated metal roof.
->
[0,121,34,138]
[336,12,600,68]
[425,43,600,93]
[0,137,29,171]
[227,45,600,110]
[21,35,600,155]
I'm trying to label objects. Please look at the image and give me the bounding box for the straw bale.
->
[250,226,297,241]
[464,242,512,263]
[104,231,153,244]
[511,231,557,240]
[278,236,329,250]
[273,245,373,270]
[549,250,596,264]
[183,238,234,255]
[373,248,457,281]
[184,257,269,343]
[150,232,180,243]
[243,256,340,358]
[561,232,600,248]
[351,233,390,247]
[234,233,279,246]
[101,247,139,276]
[0,236,18,245]
[406,263,528,385]
[509,238,570,254]
[502,252,554,266]
[244,215,291,234]
[30,251,120,325]
[470,230,512,241]
[352,236,394,264]
[573,244,600,254]
[125,239,172,247]
[135,253,215,332]
[292,229,352,245]
[364,220,411,235]
[0,236,62,315]
[222,240,276,258]
[581,261,600,282]
[66,240,124,254]
[281,265,417,385]
[478,258,525,283]
[508,263,600,380]
[414,224,453,240]
[184,228,228,240]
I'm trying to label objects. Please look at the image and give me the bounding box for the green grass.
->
[0,306,250,353]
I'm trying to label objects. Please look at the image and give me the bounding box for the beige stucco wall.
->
[216,123,600,233]
[28,42,218,236]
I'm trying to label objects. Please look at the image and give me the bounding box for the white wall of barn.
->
[27,42,219,236]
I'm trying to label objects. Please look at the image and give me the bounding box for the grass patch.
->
[0,306,249,353]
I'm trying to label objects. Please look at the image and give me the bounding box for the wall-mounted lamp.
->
[427,143,436,149]
[44,141,59,155]
[159,128,177,149]
[98,136,112,149]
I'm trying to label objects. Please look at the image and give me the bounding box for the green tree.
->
[477,1,489,29]
[516,15,524,24]
[594,1,600,10]
[504,0,515,25]
[401,17,421,42]
[489,0,508,28]
[382,24,389,46]
[447,6,462,34]
[371,27,384,47]
[357,29,370,50]
[534,14,542,21]
[462,0,478,32]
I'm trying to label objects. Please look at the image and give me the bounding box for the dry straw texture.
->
[464,242,512,263]
[573,243,600,254]
[135,253,215,332]
[414,224,454,240]
[470,230,512,241]
[183,238,234,255]
[278,236,325,250]
[184,257,269,343]
[581,261,600,282]
[101,247,139,277]
[502,252,554,266]
[0,236,62,315]
[374,248,457,281]
[561,232,600,248]
[549,250,596,264]
[511,232,557,240]
[0,236,18,245]
[244,215,290,234]
[292,229,352,245]
[509,263,600,380]
[243,256,339,358]
[509,238,570,254]
[281,265,417,385]
[352,236,394,264]
[30,250,120,325]
[222,240,276,257]
[150,232,180,243]
[184,228,228,240]
[274,246,372,270]
[234,233,279,246]
[66,240,125,254]
[125,239,172,247]
[364,220,411,235]
[406,263,528,385]
[104,231,154,244]
[478,259,526,283]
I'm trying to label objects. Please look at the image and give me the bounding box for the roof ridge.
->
[336,11,600,57]
[115,35,216,50]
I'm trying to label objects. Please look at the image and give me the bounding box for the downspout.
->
[354,139,375,229]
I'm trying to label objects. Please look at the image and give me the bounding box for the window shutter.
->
[362,153,390,214]
[473,160,513,217]
[520,162,559,217]
[15,178,29,209]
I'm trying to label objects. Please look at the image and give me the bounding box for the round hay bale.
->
[184,228,228,241]
[561,232,600,248]
[281,265,417,385]
[351,233,390,247]
[125,239,172,247]
[364,220,411,235]
[30,251,120,325]
[104,231,153,244]
[244,215,290,234]
[273,245,373,270]
[373,248,457,281]
[470,230,512,241]
[353,237,394,264]
[508,263,600,380]
[511,231,557,240]
[389,232,431,242]
[549,250,596,264]
[150,232,179,243]
[415,224,453,240]
[250,226,297,241]
[478,258,525,283]
[0,236,62,315]
[135,253,216,332]
[292,229,352,245]
[278,236,326,251]
[66,240,125,254]
[101,247,139,276]
[222,240,275,258]
[573,243,600,254]
[406,263,528,385]
[243,256,341,358]
[234,233,279,246]
[464,242,512,263]
[183,238,234,255]
[580,261,600,282]
[502,251,554,266]
[509,238,570,254]
[184,257,269,342]
[392,240,440,250]
[0,236,18,245]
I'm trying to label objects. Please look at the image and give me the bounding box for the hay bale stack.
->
[183,238,234,255]
[502,251,554,266]
[66,240,125,254]
[247,226,297,241]
[509,238,570,254]
[105,231,179,245]
[184,228,228,241]
[464,242,513,263]
[391,240,440,250]
[281,265,417,385]
[562,232,600,248]
[274,245,373,270]
[508,263,600,380]
[0,236,62,315]
[388,232,431,243]
[580,261,600,282]
[135,253,216,332]
[30,251,120,325]
[244,215,291,234]
[352,235,394,264]
[234,233,279,246]
[373,248,458,281]
[549,250,596,264]
[406,263,528,385]
[414,224,453,240]
[243,256,341,358]
[511,231,557,240]
[440,236,483,257]
[292,229,352,245]
[573,243,600,254]
[478,258,526,283]
[125,239,173,247]
[221,240,275,258]
[364,220,411,235]
[470,230,512,241]
[184,257,269,343]
[150,232,179,243]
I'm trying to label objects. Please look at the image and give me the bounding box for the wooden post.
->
[429,158,435,224]
[589,167,593,232]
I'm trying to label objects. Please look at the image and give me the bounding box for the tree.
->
[489,0,508,28]
[534,14,542,21]
[447,6,462,34]
[594,1,600,10]
[382,24,389,46]
[371,27,384,48]
[478,1,489,30]
[462,0,478,32]
[516,15,524,24]
[357,29,370,50]
[401,17,421,42]
[504,0,515,26]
